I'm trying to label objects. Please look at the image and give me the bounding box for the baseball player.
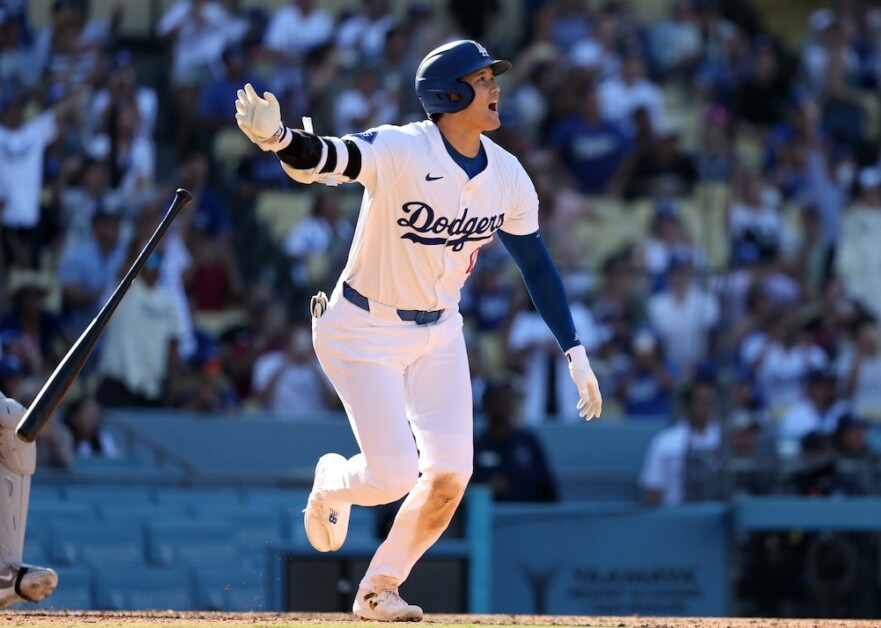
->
[0,394,58,608]
[235,39,602,621]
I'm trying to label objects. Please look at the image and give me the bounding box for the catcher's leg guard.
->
[0,396,57,608]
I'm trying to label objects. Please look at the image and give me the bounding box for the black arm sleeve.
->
[275,130,363,179]
[275,129,324,169]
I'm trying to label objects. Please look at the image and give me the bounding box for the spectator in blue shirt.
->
[59,206,125,339]
[548,82,631,196]
[616,327,679,418]
[197,43,267,134]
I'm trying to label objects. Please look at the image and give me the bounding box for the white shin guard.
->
[0,396,36,566]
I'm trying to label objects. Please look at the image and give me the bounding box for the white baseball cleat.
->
[0,564,58,609]
[353,587,424,622]
[303,453,351,552]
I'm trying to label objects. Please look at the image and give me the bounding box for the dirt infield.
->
[2,612,881,627]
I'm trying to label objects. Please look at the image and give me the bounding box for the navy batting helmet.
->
[415,40,511,116]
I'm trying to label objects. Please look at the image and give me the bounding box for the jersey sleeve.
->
[500,163,540,236]
[343,125,412,192]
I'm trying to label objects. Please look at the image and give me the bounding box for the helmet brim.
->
[489,60,512,76]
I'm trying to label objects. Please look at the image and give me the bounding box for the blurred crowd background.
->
[2,0,881,512]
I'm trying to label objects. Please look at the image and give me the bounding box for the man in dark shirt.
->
[473,380,558,502]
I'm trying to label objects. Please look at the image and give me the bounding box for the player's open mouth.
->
[489,102,498,112]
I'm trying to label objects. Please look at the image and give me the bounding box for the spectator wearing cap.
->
[0,7,40,91]
[174,354,239,413]
[777,367,850,456]
[741,308,828,418]
[251,323,337,416]
[0,84,82,268]
[615,327,678,420]
[638,199,705,292]
[836,166,881,320]
[58,203,126,340]
[197,43,267,135]
[548,81,631,196]
[95,241,182,409]
[725,409,773,498]
[0,269,68,379]
[647,252,719,379]
[91,49,158,138]
[727,175,786,267]
[53,157,125,259]
[639,378,721,506]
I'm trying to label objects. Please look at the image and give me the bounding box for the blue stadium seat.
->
[94,566,195,610]
[66,485,156,507]
[227,511,288,550]
[193,566,271,611]
[29,500,97,522]
[242,488,309,514]
[146,519,241,568]
[22,535,48,566]
[98,503,176,523]
[49,520,147,567]
[154,488,245,515]
[346,506,377,545]
[36,566,94,611]
[534,422,663,501]
[29,483,66,505]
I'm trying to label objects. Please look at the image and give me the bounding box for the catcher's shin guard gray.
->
[0,395,57,608]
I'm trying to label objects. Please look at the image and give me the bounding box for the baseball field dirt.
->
[3,612,881,627]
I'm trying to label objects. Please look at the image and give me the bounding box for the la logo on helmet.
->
[472,41,489,57]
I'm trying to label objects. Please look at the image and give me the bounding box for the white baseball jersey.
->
[340,120,540,311]
[305,120,541,595]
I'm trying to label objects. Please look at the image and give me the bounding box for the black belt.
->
[342,282,444,326]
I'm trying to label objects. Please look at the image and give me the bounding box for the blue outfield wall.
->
[489,503,729,616]
[30,414,881,615]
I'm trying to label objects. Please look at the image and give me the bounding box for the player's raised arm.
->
[234,83,362,186]
[497,229,603,420]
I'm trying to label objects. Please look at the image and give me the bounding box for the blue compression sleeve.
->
[497,230,581,352]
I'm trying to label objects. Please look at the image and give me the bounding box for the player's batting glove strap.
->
[235,83,293,152]
[566,345,603,421]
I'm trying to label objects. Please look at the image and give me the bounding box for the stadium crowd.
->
[1,0,881,505]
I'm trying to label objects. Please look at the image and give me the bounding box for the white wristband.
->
[565,344,588,365]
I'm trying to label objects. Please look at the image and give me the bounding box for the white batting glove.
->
[566,345,603,421]
[234,83,292,152]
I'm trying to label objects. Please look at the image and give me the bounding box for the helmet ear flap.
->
[418,77,475,114]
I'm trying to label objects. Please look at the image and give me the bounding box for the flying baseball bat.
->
[15,188,193,443]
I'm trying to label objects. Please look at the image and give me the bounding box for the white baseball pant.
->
[312,285,473,593]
